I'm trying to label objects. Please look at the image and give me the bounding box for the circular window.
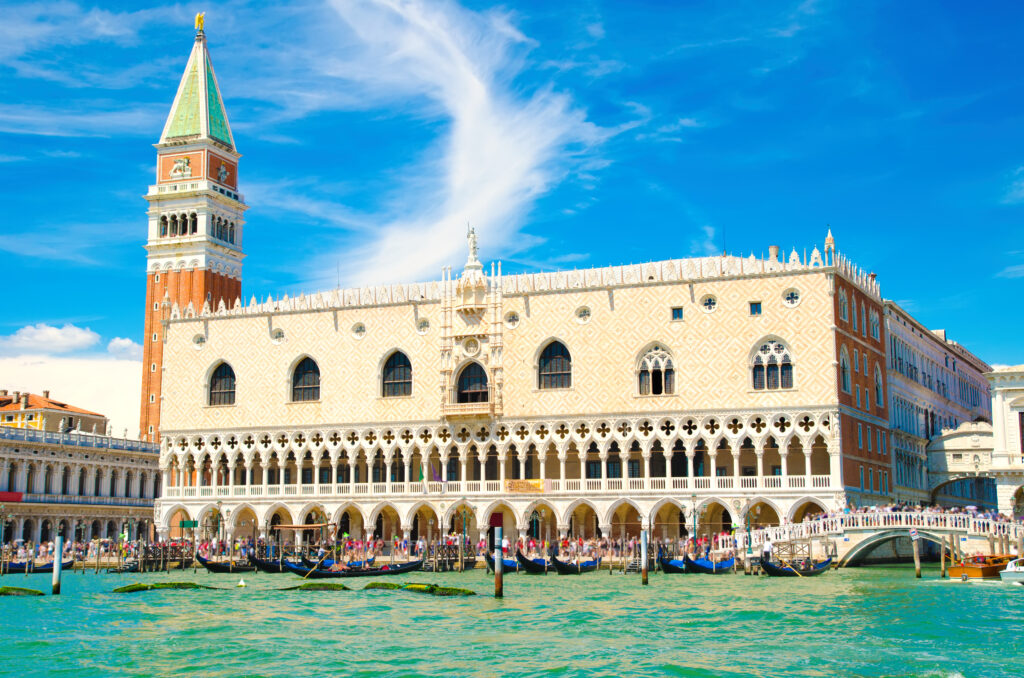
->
[576,306,592,324]
[505,312,520,329]
[417,319,430,334]
[270,328,285,344]
[783,288,801,307]
[192,334,206,350]
[352,323,366,339]
[463,337,480,357]
[700,295,717,313]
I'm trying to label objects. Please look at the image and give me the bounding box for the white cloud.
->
[1002,166,1024,204]
[0,102,165,137]
[0,355,141,437]
[0,323,99,356]
[273,0,607,287]
[107,337,142,360]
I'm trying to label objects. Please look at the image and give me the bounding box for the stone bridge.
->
[736,512,1023,566]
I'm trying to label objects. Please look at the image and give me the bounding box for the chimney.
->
[768,245,780,263]
[0,390,6,396]
[13,391,20,402]
[43,390,50,399]
[20,393,29,409]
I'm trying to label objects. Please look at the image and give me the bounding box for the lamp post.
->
[215,500,223,556]
[690,493,698,545]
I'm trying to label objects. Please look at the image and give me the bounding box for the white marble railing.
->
[735,511,1024,551]
[160,474,835,500]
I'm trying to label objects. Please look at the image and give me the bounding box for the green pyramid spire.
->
[160,30,235,150]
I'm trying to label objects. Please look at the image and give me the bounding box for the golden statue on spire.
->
[195,12,205,31]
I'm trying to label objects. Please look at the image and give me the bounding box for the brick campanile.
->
[140,22,247,441]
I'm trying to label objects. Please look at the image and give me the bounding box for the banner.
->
[505,479,545,493]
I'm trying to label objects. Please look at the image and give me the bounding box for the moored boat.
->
[283,559,423,579]
[949,555,1012,580]
[762,558,832,577]
[683,554,734,575]
[2,558,74,574]
[515,550,551,574]
[659,557,687,574]
[196,554,256,573]
[483,551,520,573]
[551,556,601,575]
[999,558,1024,584]
[300,554,374,570]
[248,554,287,573]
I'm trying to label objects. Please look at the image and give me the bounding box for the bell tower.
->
[140,17,247,441]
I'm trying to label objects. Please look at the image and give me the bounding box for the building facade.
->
[884,301,992,505]
[0,426,159,544]
[1,389,108,434]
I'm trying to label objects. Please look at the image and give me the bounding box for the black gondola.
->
[196,554,256,573]
[248,553,287,573]
[107,560,139,574]
[283,559,423,579]
[659,557,687,574]
[2,558,74,574]
[683,554,734,575]
[551,556,601,575]
[761,557,832,577]
[515,550,551,574]
[483,551,520,573]
[300,554,374,569]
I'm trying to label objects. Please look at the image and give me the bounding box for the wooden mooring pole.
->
[494,526,503,598]
[911,535,921,579]
[939,536,946,579]
[640,529,649,586]
[52,536,63,595]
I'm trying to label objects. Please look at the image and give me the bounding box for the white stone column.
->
[559,454,566,485]
[756,452,765,489]
[228,457,236,495]
[686,452,694,479]
[732,443,741,478]
[519,452,526,480]
[499,454,507,486]
[642,451,651,490]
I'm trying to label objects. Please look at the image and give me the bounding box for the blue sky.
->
[0,0,1022,433]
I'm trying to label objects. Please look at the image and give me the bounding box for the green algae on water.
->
[0,586,44,596]
[282,582,350,591]
[113,582,220,593]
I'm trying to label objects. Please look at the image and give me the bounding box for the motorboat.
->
[999,558,1024,584]
[949,554,1012,580]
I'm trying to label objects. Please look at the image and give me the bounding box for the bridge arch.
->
[840,529,948,567]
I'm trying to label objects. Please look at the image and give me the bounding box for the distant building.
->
[0,389,108,434]
[0,391,159,544]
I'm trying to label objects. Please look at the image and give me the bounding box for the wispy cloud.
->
[269,0,609,287]
[689,225,719,256]
[1002,166,1024,204]
[0,102,165,137]
[995,264,1024,279]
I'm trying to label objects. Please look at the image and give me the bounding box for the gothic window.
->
[839,290,849,321]
[874,366,883,407]
[382,351,412,398]
[189,213,198,234]
[209,362,236,406]
[228,223,235,244]
[160,216,168,237]
[170,214,179,237]
[860,303,867,336]
[752,340,794,391]
[638,346,674,396]
[291,357,320,402]
[839,348,851,393]
[538,341,571,389]
[456,362,488,403]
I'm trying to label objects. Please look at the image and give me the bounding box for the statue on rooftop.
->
[195,12,205,31]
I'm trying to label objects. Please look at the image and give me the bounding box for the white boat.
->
[1000,558,1024,584]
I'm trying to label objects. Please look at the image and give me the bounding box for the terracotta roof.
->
[0,392,104,417]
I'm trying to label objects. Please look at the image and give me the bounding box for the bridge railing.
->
[735,511,1023,552]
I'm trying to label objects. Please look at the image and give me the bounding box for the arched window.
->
[456,363,488,403]
[160,215,168,237]
[209,362,236,406]
[874,366,883,406]
[228,223,235,244]
[382,352,413,397]
[538,341,571,389]
[189,213,198,234]
[839,290,849,321]
[638,346,674,396]
[839,349,851,393]
[752,340,794,391]
[291,357,320,402]
[170,214,179,237]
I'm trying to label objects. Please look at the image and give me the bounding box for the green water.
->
[1,565,1020,677]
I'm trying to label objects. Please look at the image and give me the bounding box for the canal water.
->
[1,565,1019,677]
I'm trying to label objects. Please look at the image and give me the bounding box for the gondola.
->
[248,553,288,573]
[300,554,374,570]
[683,554,734,575]
[107,560,139,574]
[283,559,423,579]
[551,556,601,575]
[196,554,256,573]
[515,550,551,574]
[761,558,832,577]
[483,551,520,573]
[2,558,74,574]
[659,557,687,574]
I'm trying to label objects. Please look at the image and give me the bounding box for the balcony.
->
[0,426,159,454]
[158,474,836,501]
[441,387,499,418]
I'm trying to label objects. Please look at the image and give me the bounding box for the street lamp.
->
[215,500,223,554]
[690,493,698,544]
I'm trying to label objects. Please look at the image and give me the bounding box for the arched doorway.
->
[233,506,259,543]
[22,519,34,542]
[484,502,516,551]
[747,501,781,528]
[697,501,734,537]
[608,501,641,540]
[652,501,685,542]
[565,501,599,540]
[409,504,440,543]
[168,508,191,540]
[336,506,365,540]
[372,505,401,540]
